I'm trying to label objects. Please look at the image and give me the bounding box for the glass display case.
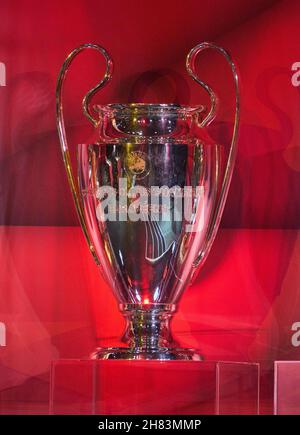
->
[50,360,259,415]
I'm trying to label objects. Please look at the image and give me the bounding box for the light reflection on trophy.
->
[56,42,239,360]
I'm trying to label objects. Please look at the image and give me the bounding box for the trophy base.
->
[92,304,202,360]
[91,347,202,360]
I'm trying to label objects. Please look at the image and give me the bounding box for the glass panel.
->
[274,361,300,415]
[50,360,259,415]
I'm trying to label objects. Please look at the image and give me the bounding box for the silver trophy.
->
[56,42,239,360]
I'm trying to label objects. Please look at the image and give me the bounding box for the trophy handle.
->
[186,42,240,269]
[56,44,113,264]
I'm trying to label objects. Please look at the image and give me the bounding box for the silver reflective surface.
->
[78,104,221,359]
[56,42,239,360]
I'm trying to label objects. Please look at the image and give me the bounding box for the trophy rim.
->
[94,102,205,115]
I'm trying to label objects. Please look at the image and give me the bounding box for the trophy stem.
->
[121,303,176,351]
[91,303,202,360]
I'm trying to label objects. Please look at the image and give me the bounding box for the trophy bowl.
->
[56,43,239,360]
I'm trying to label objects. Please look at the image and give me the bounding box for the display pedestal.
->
[274,361,300,414]
[50,360,259,414]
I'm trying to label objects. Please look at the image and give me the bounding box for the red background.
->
[1,0,300,414]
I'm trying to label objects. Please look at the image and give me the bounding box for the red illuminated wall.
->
[0,0,300,414]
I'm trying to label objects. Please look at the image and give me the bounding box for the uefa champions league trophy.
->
[56,42,239,360]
